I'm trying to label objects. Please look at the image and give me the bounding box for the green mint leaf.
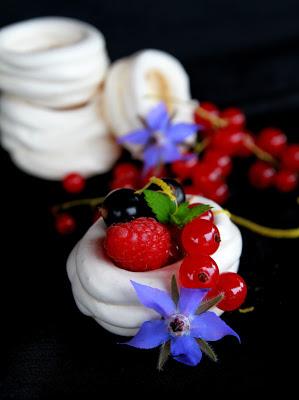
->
[143,190,174,223]
[157,341,171,371]
[196,339,218,362]
[171,202,212,227]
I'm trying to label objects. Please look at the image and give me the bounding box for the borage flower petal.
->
[131,281,176,318]
[190,311,241,342]
[118,129,151,145]
[125,320,169,349]
[146,102,169,131]
[178,287,209,316]
[171,336,202,366]
[143,145,162,172]
[166,123,198,143]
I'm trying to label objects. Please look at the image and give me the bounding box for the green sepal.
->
[195,293,224,315]
[196,339,218,362]
[171,275,179,305]
[157,341,171,371]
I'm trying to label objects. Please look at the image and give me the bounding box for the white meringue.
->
[67,195,242,337]
[0,17,109,108]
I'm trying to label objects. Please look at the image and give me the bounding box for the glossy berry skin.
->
[221,107,246,129]
[203,181,229,205]
[248,161,276,189]
[179,255,219,289]
[192,162,223,190]
[188,203,214,222]
[104,217,171,271]
[203,149,232,177]
[148,178,186,204]
[281,144,299,172]
[101,188,154,226]
[256,128,287,157]
[182,219,221,256]
[62,173,86,193]
[237,132,255,157]
[210,126,247,156]
[194,102,220,130]
[55,213,76,234]
[171,156,198,180]
[275,170,298,192]
[207,272,247,311]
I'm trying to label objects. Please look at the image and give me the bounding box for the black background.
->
[0,1,298,397]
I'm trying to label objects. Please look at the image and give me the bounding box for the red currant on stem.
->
[210,126,247,156]
[281,144,299,172]
[206,272,247,311]
[179,255,219,289]
[203,181,229,205]
[194,102,220,130]
[188,203,214,222]
[182,219,221,256]
[192,162,223,189]
[63,173,86,194]
[55,213,76,235]
[220,107,246,129]
[248,161,276,189]
[256,128,287,157]
[114,163,139,180]
[275,170,298,192]
[203,149,232,177]
[171,156,198,180]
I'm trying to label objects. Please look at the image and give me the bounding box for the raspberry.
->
[104,217,172,271]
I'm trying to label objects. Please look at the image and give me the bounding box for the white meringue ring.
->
[67,195,243,336]
[0,17,109,108]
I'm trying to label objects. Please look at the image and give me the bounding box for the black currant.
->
[101,188,154,226]
[147,178,186,204]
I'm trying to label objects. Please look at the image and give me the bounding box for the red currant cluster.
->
[179,204,247,311]
[171,102,299,202]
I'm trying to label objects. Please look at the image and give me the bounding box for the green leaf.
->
[143,190,174,223]
[171,275,179,305]
[171,202,212,227]
[157,341,171,371]
[196,339,218,362]
[195,293,224,315]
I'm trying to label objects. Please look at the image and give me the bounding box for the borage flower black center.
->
[168,314,190,337]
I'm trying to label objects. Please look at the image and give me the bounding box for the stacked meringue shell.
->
[0,17,196,179]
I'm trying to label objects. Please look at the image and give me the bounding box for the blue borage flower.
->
[124,280,240,368]
[118,102,198,172]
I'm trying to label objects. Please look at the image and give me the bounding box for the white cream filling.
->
[67,195,242,336]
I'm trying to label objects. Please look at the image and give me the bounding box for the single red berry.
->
[210,126,247,156]
[171,156,198,180]
[182,219,221,256]
[207,272,247,311]
[237,132,255,157]
[63,173,86,193]
[110,177,135,190]
[274,170,298,192]
[192,162,223,191]
[203,149,232,177]
[179,255,219,289]
[220,107,246,129]
[104,217,171,271]
[203,181,229,205]
[114,163,139,180]
[55,213,76,234]
[248,161,276,189]
[256,128,287,157]
[281,144,299,172]
[194,102,220,130]
[188,203,214,222]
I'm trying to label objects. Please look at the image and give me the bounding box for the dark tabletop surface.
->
[0,0,298,397]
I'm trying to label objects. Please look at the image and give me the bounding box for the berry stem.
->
[52,196,104,214]
[194,138,210,154]
[214,209,299,238]
[194,107,227,129]
[245,140,278,165]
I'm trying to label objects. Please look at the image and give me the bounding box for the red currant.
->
[248,161,276,189]
[274,170,298,192]
[194,102,220,130]
[179,255,219,289]
[203,149,232,177]
[220,107,246,129]
[207,272,247,311]
[111,177,135,190]
[281,144,299,172]
[210,126,247,156]
[188,203,214,222]
[62,173,86,193]
[114,163,139,180]
[192,162,223,190]
[182,219,221,256]
[55,213,76,234]
[171,156,198,180]
[184,185,203,195]
[203,181,229,205]
[256,128,287,157]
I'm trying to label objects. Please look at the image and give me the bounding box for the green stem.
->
[52,196,105,214]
